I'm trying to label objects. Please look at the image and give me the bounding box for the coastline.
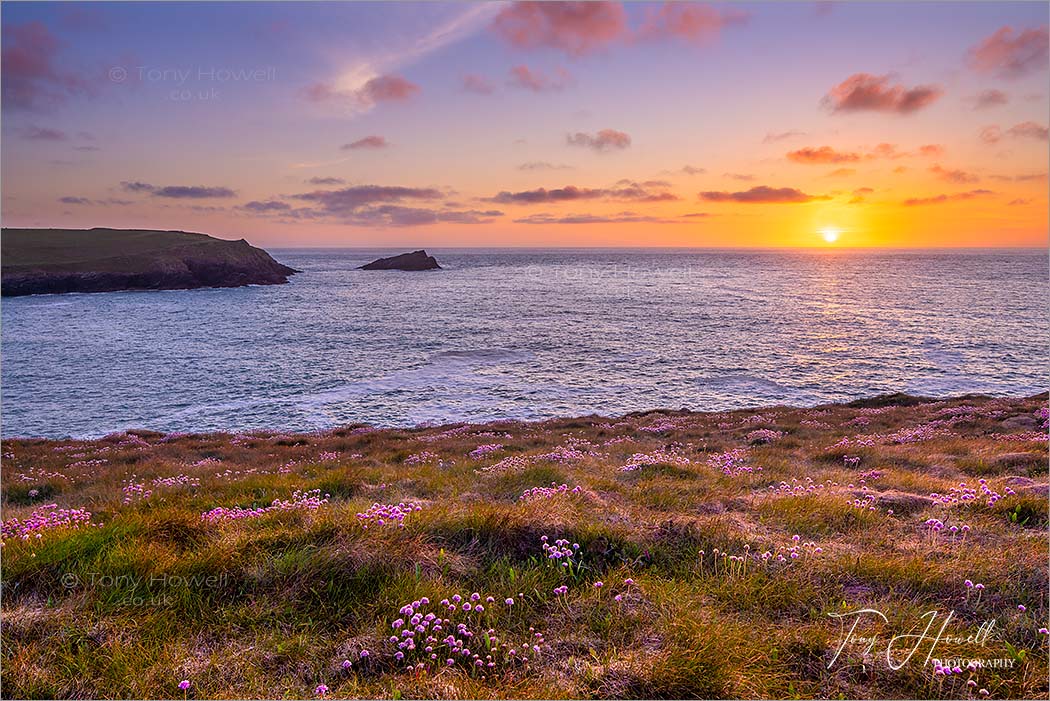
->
[2,391,1045,441]
[3,392,1047,698]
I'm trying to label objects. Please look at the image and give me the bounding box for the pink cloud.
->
[508,65,572,92]
[929,164,980,184]
[462,74,495,95]
[491,1,628,57]
[980,121,1049,143]
[566,128,631,151]
[967,25,1049,79]
[360,75,419,102]
[341,135,389,150]
[788,142,943,164]
[637,2,750,44]
[1007,121,1049,141]
[2,21,99,111]
[304,74,419,108]
[966,89,1009,110]
[787,146,861,164]
[979,125,1002,144]
[822,73,943,115]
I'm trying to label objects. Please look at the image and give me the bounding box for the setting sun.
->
[821,228,841,244]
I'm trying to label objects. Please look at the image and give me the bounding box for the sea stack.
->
[359,250,441,271]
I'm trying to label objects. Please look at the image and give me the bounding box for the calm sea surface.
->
[2,248,1047,438]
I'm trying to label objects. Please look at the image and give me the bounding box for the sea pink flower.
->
[178,680,191,691]
[315,684,328,696]
[341,659,351,669]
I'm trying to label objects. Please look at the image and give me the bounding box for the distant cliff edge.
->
[1,228,298,296]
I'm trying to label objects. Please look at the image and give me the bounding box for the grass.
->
[1,228,237,270]
[1,394,1048,699]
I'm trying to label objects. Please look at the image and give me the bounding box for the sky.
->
[1,1,1048,248]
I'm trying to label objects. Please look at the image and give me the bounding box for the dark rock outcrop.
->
[1,228,298,296]
[358,250,440,271]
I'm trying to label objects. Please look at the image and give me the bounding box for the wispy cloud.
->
[518,161,574,171]
[305,4,498,116]
[514,211,693,225]
[341,135,389,150]
[763,130,806,144]
[929,164,980,184]
[462,73,496,95]
[699,185,827,203]
[566,129,631,151]
[903,189,994,206]
[508,65,573,92]
[118,181,236,198]
[966,89,1009,110]
[485,181,676,204]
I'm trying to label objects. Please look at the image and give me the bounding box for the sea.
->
[2,248,1047,438]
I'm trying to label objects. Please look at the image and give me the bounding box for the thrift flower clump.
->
[383,593,546,674]
[200,489,328,523]
[356,501,423,529]
[1,503,96,542]
[519,483,581,501]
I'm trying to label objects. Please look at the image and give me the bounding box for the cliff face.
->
[1,228,298,296]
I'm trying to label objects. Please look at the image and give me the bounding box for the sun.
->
[820,228,840,244]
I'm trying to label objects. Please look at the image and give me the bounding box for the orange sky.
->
[2,2,1048,247]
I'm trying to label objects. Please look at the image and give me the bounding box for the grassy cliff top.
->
[1,228,250,270]
[2,394,1048,698]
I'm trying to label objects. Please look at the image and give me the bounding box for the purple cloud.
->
[699,185,827,203]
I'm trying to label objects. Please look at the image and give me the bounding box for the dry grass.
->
[1,393,1047,699]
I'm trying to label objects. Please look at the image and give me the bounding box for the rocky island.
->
[1,228,297,296]
[359,249,441,271]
